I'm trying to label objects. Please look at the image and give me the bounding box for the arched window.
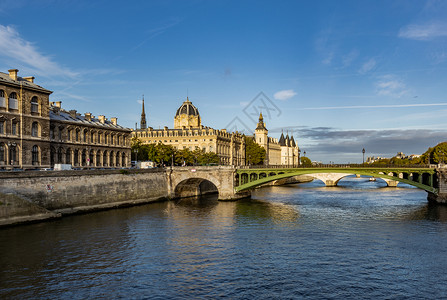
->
[49,125,54,139]
[89,150,93,166]
[0,119,4,134]
[91,131,95,143]
[103,151,108,166]
[96,151,101,166]
[83,129,88,143]
[32,145,39,165]
[81,149,86,166]
[66,148,72,164]
[31,96,39,113]
[32,122,39,137]
[110,151,114,167]
[98,133,101,144]
[75,129,80,142]
[58,127,63,140]
[0,90,5,108]
[50,146,55,166]
[0,143,5,164]
[74,149,79,165]
[116,152,120,167]
[12,121,18,135]
[57,147,63,163]
[8,92,18,110]
[122,153,126,167]
[9,144,17,165]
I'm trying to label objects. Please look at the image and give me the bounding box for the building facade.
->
[0,69,131,170]
[133,98,246,165]
[253,113,300,166]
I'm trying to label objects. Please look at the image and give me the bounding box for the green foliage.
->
[131,137,220,166]
[119,169,129,175]
[245,137,266,165]
[300,156,312,167]
[422,142,447,164]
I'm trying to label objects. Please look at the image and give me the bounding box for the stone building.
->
[49,102,131,168]
[133,98,246,165]
[0,69,131,169]
[253,112,300,166]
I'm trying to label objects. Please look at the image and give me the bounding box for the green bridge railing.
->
[235,167,438,194]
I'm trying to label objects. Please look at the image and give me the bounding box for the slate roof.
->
[50,108,130,131]
[0,72,52,94]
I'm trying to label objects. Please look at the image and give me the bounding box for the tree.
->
[155,142,175,165]
[245,136,266,165]
[300,156,312,167]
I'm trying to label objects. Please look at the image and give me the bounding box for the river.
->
[1,176,447,299]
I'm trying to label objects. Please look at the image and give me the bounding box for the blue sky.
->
[1,0,447,163]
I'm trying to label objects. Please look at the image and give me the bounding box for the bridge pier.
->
[382,179,399,187]
[429,169,447,204]
[310,173,353,187]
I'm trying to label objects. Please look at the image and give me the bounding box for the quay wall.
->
[0,169,169,226]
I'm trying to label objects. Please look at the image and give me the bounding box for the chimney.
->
[98,115,105,123]
[85,112,92,121]
[54,101,61,108]
[23,76,34,83]
[8,69,18,81]
[164,126,168,130]
[69,110,77,118]
[111,117,117,125]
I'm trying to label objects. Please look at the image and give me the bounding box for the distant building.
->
[133,97,300,166]
[133,98,246,165]
[0,68,131,169]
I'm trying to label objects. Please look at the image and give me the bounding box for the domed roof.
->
[175,97,200,117]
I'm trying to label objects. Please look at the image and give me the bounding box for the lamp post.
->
[133,148,138,167]
[362,148,365,166]
[298,149,301,167]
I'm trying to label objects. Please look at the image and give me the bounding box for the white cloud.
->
[398,21,447,40]
[274,89,297,101]
[0,25,78,78]
[376,75,408,98]
[359,58,376,74]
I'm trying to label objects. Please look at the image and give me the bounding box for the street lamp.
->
[298,149,301,167]
[362,148,366,166]
[133,148,138,167]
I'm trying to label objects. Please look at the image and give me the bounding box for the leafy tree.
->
[155,142,175,165]
[245,136,266,165]
[422,142,447,164]
[300,156,312,167]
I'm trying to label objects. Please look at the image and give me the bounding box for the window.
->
[76,130,79,141]
[9,144,17,164]
[0,90,5,107]
[83,130,88,143]
[8,92,18,110]
[0,144,5,163]
[66,148,71,164]
[12,122,17,135]
[57,147,62,163]
[32,122,39,137]
[91,132,94,143]
[68,129,72,141]
[0,121,4,134]
[96,151,101,166]
[32,145,39,165]
[49,126,54,139]
[98,133,101,144]
[58,127,63,140]
[31,96,39,113]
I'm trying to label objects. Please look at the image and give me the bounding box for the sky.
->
[0,0,447,163]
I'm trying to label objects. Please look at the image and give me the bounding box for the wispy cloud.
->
[0,25,78,78]
[341,49,359,68]
[130,18,182,52]
[359,58,376,74]
[293,103,447,111]
[274,89,297,101]
[376,75,408,98]
[399,21,447,40]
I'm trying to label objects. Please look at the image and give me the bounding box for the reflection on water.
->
[2,177,447,299]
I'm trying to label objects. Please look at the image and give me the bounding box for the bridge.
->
[234,166,439,194]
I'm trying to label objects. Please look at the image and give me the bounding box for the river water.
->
[2,176,447,299]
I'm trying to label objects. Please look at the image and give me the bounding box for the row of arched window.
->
[51,126,128,146]
[50,147,127,167]
[0,143,128,167]
[0,90,40,113]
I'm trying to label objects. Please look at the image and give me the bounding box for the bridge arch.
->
[174,178,218,199]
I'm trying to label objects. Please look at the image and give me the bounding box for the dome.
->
[175,98,199,117]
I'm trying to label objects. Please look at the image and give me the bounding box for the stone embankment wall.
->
[0,169,168,226]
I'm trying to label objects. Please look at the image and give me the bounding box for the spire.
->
[140,95,147,130]
[256,112,267,130]
[279,132,286,146]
